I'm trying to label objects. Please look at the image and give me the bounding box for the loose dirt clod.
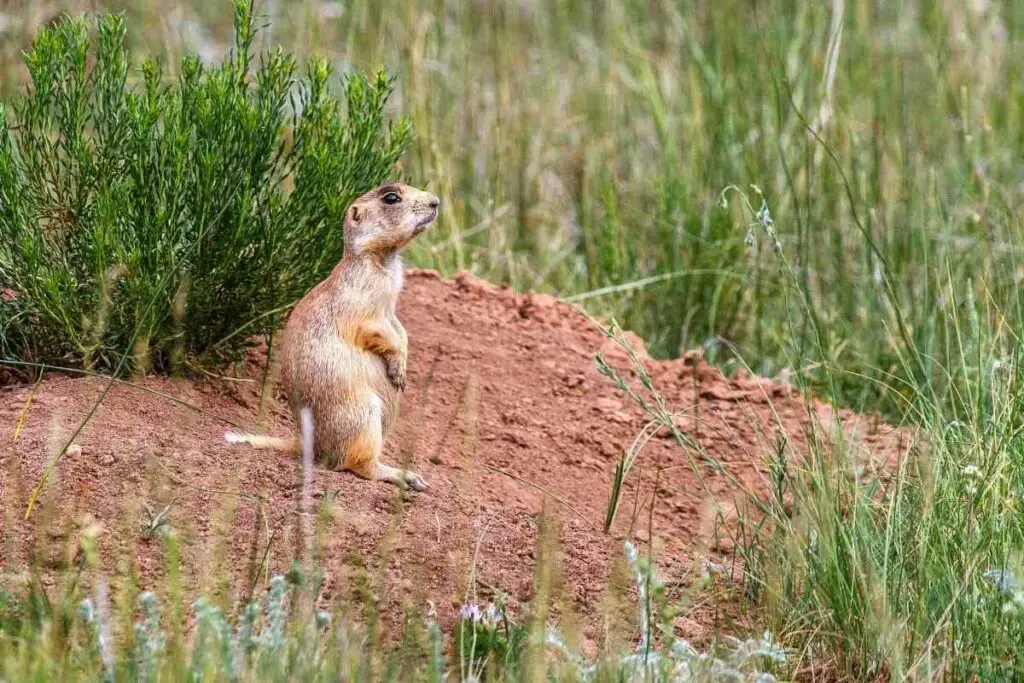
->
[0,271,905,640]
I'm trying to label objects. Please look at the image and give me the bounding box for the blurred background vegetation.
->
[2,0,1023,416]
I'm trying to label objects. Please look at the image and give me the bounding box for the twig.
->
[485,465,596,531]
[12,369,43,443]
[185,359,255,383]
[0,359,247,429]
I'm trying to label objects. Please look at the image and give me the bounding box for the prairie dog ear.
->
[350,205,362,224]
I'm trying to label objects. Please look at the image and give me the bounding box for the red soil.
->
[0,271,905,645]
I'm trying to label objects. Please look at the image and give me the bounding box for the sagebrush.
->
[0,1,410,375]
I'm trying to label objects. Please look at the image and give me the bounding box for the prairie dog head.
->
[344,182,440,257]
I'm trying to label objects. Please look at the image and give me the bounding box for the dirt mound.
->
[0,271,905,643]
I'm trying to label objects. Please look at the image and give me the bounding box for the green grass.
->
[3,0,1024,679]
[12,0,1012,417]
[583,180,1024,679]
[747,337,1024,679]
[4,1,1023,412]
[706,187,1024,679]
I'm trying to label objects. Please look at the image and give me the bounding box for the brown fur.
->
[226,182,438,491]
[341,427,380,479]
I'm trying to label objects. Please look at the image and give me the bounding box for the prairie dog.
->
[226,182,439,491]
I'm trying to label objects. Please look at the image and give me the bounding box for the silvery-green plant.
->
[132,591,164,682]
[427,616,446,683]
[260,574,289,655]
[189,598,235,679]
[233,601,262,669]
[546,542,787,682]
[95,580,114,683]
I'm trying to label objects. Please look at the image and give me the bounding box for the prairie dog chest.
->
[386,255,404,294]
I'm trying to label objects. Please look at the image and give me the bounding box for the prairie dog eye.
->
[382,192,401,205]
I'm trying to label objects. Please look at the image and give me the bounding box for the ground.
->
[0,271,905,648]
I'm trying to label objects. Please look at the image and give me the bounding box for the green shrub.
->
[0,1,410,375]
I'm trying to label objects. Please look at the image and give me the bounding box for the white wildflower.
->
[983,568,1020,593]
[481,603,501,627]
[458,603,481,623]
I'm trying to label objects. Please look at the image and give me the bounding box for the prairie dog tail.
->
[224,431,299,453]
